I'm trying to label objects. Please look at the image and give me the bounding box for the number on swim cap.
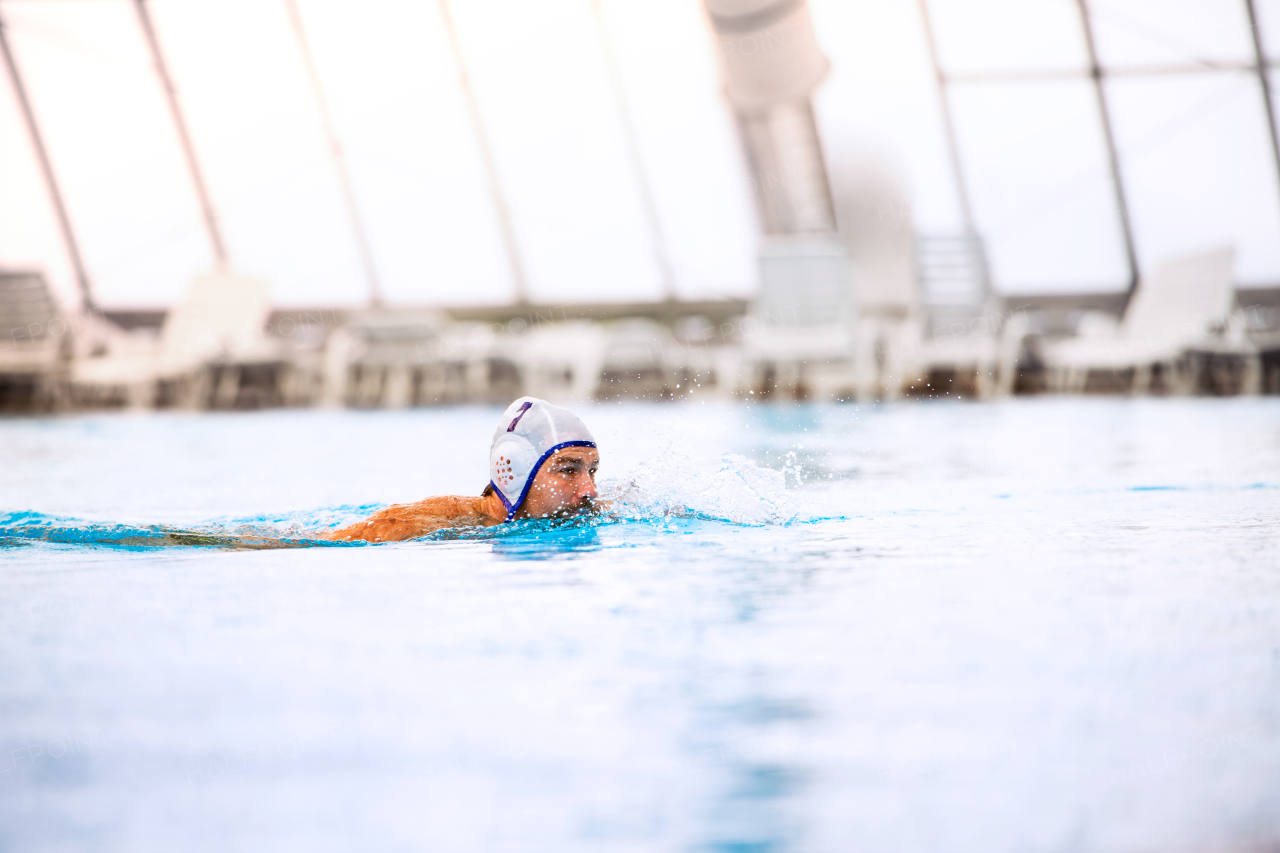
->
[507,401,533,432]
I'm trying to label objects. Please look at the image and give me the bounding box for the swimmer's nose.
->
[580,476,598,501]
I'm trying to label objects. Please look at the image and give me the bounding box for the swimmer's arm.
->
[326,496,493,543]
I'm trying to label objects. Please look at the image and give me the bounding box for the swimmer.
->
[328,397,600,543]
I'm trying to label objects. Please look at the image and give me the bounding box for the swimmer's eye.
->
[556,460,596,478]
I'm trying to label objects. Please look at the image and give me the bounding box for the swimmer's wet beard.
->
[549,497,601,519]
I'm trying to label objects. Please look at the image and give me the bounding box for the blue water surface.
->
[2,398,1279,852]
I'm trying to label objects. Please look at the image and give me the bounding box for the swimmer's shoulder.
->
[410,495,489,518]
[327,495,499,543]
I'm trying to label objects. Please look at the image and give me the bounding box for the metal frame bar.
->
[0,5,96,310]
[283,0,383,306]
[945,60,1273,85]
[589,0,677,301]
[1075,0,1139,299]
[1244,0,1280,219]
[436,0,529,304]
[917,0,994,299]
[917,0,978,237]
[133,0,228,265]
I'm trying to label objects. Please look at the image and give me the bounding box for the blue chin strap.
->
[491,440,597,522]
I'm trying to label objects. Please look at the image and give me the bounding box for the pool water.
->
[2,399,1278,852]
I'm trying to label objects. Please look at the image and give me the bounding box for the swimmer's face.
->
[518,447,600,519]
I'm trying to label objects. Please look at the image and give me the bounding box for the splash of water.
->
[601,451,796,526]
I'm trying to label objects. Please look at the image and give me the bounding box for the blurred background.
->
[2,0,1280,409]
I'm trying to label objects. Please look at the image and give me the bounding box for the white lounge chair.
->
[666,315,741,400]
[517,321,606,405]
[1041,247,1236,393]
[328,309,452,408]
[0,270,71,411]
[596,318,675,400]
[71,269,274,408]
[899,234,1026,399]
[742,236,859,401]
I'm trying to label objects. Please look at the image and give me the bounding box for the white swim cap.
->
[489,396,596,521]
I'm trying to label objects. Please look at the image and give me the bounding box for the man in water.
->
[328,397,600,543]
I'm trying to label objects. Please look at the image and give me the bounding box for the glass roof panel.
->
[1107,72,1280,285]
[1088,0,1254,68]
[811,0,967,233]
[948,79,1130,292]
[925,0,1089,75]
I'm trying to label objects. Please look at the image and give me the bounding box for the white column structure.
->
[706,0,835,236]
[705,0,856,400]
